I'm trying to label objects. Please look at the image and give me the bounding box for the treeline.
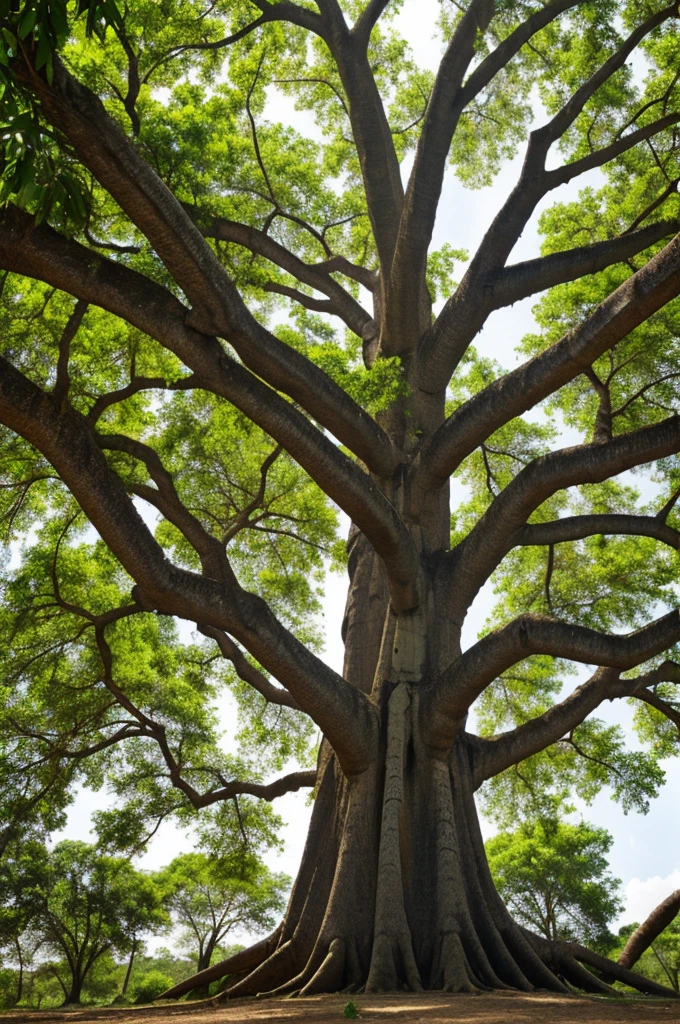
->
[0,838,288,1008]
[1,820,678,1008]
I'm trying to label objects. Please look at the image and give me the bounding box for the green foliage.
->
[486,818,622,951]
[343,1000,359,1019]
[157,852,288,971]
[131,970,174,1004]
[0,837,168,1004]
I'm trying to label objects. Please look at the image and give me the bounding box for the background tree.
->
[12,840,167,1005]
[158,853,288,990]
[0,838,47,1007]
[1,0,680,999]
[485,819,622,953]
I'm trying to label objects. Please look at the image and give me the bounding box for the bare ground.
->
[2,993,680,1024]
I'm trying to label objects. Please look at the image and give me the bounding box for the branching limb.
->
[486,219,679,311]
[472,659,680,785]
[87,374,197,424]
[93,625,317,809]
[446,416,680,620]
[424,612,680,751]
[198,625,300,710]
[0,360,378,773]
[419,5,680,389]
[192,209,374,337]
[383,0,495,353]
[15,58,399,475]
[52,299,88,402]
[0,208,419,611]
[415,230,680,489]
[97,432,234,584]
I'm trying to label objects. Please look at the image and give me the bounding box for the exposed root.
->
[523,929,679,999]
[158,925,281,999]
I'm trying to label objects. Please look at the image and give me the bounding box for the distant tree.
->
[0,838,49,1005]
[485,819,622,951]
[10,840,167,1005]
[159,853,288,976]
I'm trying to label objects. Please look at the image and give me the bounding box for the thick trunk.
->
[223,683,568,998]
[164,519,677,1001]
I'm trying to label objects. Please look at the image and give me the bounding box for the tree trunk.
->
[63,974,83,1006]
[220,679,568,997]
[122,940,138,997]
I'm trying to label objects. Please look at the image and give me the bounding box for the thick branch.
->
[17,57,400,476]
[416,230,680,488]
[518,514,680,550]
[0,360,378,773]
[419,6,680,390]
[326,35,404,269]
[194,211,374,337]
[424,611,680,749]
[488,219,679,311]
[472,660,680,785]
[384,0,495,353]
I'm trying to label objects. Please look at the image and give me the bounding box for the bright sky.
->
[52,0,680,949]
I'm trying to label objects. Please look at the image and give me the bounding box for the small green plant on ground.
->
[343,1000,359,1019]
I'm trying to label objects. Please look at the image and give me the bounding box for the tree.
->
[15,841,166,1005]
[0,838,49,1006]
[485,819,622,952]
[1,0,680,1000]
[158,853,287,986]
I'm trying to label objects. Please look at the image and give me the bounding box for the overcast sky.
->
[53,0,680,949]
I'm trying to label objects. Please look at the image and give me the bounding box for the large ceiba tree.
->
[2,0,680,1000]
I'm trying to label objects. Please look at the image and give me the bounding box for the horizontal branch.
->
[488,219,679,311]
[171,768,317,810]
[547,111,680,190]
[19,56,400,477]
[518,514,680,550]
[416,230,680,488]
[0,206,419,612]
[447,416,680,621]
[0,359,378,773]
[424,611,680,750]
[472,659,680,785]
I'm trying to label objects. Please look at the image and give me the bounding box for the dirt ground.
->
[2,992,680,1024]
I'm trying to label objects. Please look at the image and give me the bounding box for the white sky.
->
[52,0,680,949]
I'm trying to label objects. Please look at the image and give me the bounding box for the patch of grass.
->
[343,1000,359,1019]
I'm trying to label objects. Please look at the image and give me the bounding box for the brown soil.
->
[2,992,680,1024]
